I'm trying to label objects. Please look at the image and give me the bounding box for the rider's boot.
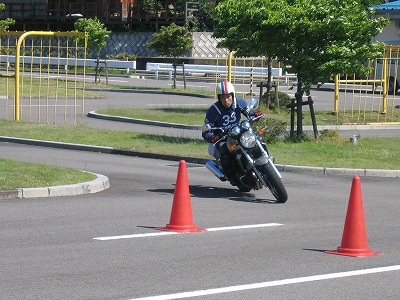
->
[221,165,238,186]
[219,146,238,186]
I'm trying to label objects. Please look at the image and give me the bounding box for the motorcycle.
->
[202,98,288,203]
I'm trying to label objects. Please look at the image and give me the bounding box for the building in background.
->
[0,0,193,31]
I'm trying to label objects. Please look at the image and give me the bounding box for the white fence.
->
[0,55,136,72]
[145,62,283,80]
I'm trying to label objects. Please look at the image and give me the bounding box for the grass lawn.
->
[1,83,399,191]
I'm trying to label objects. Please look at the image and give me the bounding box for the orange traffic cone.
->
[326,176,382,257]
[156,160,206,233]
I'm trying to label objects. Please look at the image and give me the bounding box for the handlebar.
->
[203,114,264,144]
[250,114,263,122]
[202,114,263,133]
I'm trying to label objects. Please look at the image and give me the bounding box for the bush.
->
[107,52,137,61]
[262,91,292,110]
[254,118,289,143]
[319,129,347,144]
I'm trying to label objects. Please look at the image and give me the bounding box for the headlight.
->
[241,120,251,130]
[230,125,241,136]
[240,131,257,148]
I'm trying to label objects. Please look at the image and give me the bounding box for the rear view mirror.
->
[250,98,259,110]
[201,123,212,132]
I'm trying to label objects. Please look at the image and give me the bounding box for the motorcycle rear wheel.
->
[259,163,288,203]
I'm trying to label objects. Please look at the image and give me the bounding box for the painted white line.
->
[93,223,283,241]
[105,79,130,83]
[94,231,178,240]
[129,265,400,300]
[206,223,283,232]
[169,84,213,88]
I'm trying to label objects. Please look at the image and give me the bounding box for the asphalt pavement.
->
[1,143,399,299]
[1,77,400,299]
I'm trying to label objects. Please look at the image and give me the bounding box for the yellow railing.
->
[334,45,400,124]
[224,54,294,101]
[0,31,87,125]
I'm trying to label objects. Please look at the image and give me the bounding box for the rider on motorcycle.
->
[202,80,262,185]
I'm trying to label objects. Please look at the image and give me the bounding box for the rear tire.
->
[259,163,288,203]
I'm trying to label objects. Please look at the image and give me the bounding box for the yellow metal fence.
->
[334,45,400,124]
[2,38,397,126]
[0,31,87,125]
[213,54,295,101]
[224,49,400,125]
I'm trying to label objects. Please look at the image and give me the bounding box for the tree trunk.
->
[94,52,101,83]
[172,58,178,89]
[295,80,304,137]
[173,64,177,89]
[265,57,272,107]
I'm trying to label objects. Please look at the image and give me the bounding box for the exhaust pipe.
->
[205,160,226,180]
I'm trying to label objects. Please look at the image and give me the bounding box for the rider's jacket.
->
[202,97,252,142]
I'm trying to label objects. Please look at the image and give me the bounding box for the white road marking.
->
[206,223,283,232]
[170,83,214,88]
[129,265,400,300]
[104,79,130,83]
[93,223,283,241]
[94,231,178,240]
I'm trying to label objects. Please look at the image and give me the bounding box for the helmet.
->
[216,80,236,107]
[216,80,235,96]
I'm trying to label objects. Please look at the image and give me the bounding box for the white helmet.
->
[216,80,236,107]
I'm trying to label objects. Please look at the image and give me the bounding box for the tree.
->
[213,0,389,138]
[0,4,15,32]
[74,17,110,58]
[74,17,111,82]
[147,23,193,88]
[187,0,218,32]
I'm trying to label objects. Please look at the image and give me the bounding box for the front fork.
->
[240,141,282,188]
[255,140,282,178]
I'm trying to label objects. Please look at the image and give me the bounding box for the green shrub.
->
[319,129,347,144]
[254,118,288,143]
[262,91,292,110]
[107,52,137,61]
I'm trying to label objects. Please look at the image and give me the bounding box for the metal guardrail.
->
[145,62,283,80]
[0,55,136,71]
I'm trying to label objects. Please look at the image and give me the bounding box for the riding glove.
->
[210,135,221,143]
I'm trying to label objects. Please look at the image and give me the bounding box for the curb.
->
[87,111,200,130]
[0,136,400,191]
[85,87,213,98]
[1,135,400,178]
[0,172,110,200]
[1,116,399,199]
[278,164,400,177]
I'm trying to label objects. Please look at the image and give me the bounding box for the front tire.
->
[259,163,288,203]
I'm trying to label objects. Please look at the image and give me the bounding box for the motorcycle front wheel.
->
[259,163,288,203]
